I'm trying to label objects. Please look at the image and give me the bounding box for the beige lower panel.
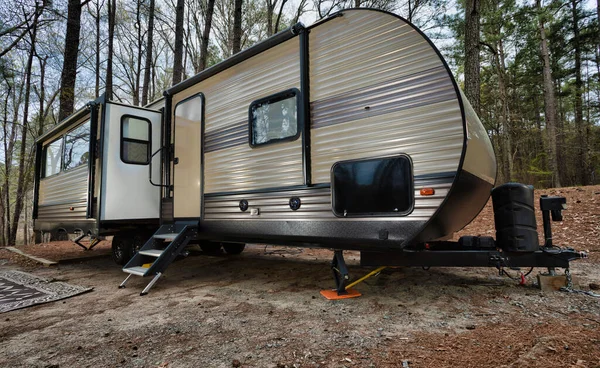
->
[203,183,450,221]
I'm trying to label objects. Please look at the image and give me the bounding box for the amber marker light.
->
[420,188,435,196]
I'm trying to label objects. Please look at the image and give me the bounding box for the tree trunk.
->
[58,0,83,121]
[106,0,116,99]
[267,0,274,36]
[232,0,243,54]
[571,0,588,185]
[2,81,22,245]
[0,83,10,246]
[495,39,512,182]
[555,76,568,186]
[199,0,215,71]
[537,0,561,187]
[273,0,286,34]
[11,5,40,245]
[142,0,155,106]
[133,0,142,105]
[92,0,102,98]
[464,0,480,114]
[172,0,185,85]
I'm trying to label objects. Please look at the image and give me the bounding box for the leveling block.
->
[320,252,387,300]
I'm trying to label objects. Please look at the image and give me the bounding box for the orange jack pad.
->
[320,288,362,300]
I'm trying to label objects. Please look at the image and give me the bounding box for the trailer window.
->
[249,89,300,146]
[331,156,414,217]
[44,138,63,177]
[63,120,90,171]
[121,115,151,165]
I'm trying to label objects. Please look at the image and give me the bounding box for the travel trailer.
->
[33,9,584,295]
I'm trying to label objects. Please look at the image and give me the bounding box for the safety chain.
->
[559,268,600,298]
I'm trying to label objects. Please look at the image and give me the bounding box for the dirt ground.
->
[0,186,599,368]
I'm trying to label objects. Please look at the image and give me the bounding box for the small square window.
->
[249,89,300,147]
[121,115,151,165]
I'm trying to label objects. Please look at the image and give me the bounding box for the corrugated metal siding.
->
[38,164,89,221]
[175,38,303,194]
[310,11,445,101]
[309,10,464,185]
[204,177,452,221]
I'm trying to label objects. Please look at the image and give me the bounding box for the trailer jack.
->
[73,232,102,251]
[321,250,388,300]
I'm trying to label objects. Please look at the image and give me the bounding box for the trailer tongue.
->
[321,184,587,299]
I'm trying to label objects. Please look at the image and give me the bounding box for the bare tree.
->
[87,0,104,99]
[266,0,287,36]
[58,0,91,121]
[172,0,185,85]
[537,0,560,187]
[11,2,43,245]
[106,0,116,99]
[142,0,155,105]
[464,0,480,114]
[571,0,589,185]
[232,0,243,54]
[199,0,216,71]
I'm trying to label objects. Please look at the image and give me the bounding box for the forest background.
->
[0,0,598,245]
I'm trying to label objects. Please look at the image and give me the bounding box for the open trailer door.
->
[100,102,162,222]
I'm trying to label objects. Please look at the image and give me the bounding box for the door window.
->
[121,115,151,165]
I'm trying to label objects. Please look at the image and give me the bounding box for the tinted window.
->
[332,156,413,216]
[121,116,151,164]
[63,120,90,170]
[44,138,63,177]
[250,89,299,146]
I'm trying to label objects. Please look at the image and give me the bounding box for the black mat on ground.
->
[0,270,92,313]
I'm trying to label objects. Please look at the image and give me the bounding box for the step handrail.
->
[148,146,169,188]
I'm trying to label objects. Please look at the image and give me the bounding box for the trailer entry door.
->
[173,94,203,219]
[101,103,162,221]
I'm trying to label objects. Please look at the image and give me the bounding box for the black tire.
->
[111,235,131,265]
[222,243,246,255]
[200,242,222,254]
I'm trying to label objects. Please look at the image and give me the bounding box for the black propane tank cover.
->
[491,183,539,252]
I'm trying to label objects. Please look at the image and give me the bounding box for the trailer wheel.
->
[200,242,222,254]
[111,235,130,265]
[222,243,245,255]
[52,229,69,241]
[128,234,146,259]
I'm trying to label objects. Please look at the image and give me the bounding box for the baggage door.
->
[101,103,162,221]
[172,94,203,219]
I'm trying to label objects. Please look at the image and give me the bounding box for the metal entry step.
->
[119,223,198,295]
[153,233,180,240]
[123,266,148,276]
[138,249,164,257]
